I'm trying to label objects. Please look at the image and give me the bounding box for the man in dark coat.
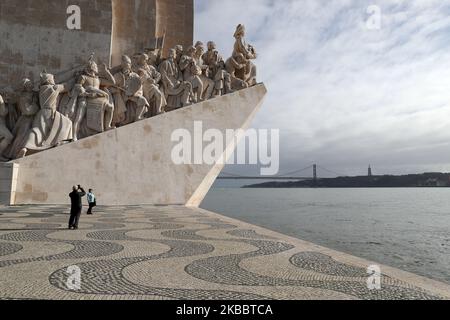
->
[68,185,86,230]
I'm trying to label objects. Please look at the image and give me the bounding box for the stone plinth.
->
[5,84,267,206]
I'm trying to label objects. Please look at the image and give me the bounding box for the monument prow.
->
[0,84,266,206]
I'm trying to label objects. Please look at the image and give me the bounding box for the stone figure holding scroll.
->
[19,72,73,157]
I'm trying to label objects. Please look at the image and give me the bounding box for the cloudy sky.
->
[195,0,450,177]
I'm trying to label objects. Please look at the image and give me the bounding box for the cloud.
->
[195,0,450,176]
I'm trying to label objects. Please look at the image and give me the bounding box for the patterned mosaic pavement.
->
[0,205,449,300]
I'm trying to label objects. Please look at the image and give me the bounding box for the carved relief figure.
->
[134,53,167,117]
[159,49,192,110]
[4,79,40,159]
[202,41,233,97]
[232,24,257,87]
[175,45,184,65]
[194,41,215,100]
[225,53,250,91]
[74,57,115,140]
[19,73,73,157]
[111,55,149,125]
[179,46,204,103]
[0,94,14,160]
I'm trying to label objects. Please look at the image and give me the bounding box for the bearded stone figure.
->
[159,48,193,110]
[111,55,150,126]
[18,72,73,157]
[69,56,116,140]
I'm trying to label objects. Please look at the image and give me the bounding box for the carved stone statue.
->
[194,41,215,100]
[159,48,192,110]
[72,56,115,140]
[0,94,14,160]
[111,55,149,125]
[202,41,232,97]
[18,73,73,157]
[175,45,184,65]
[179,46,204,103]
[225,53,250,91]
[4,79,40,159]
[134,53,167,117]
[232,24,257,87]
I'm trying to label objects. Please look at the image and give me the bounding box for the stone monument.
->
[0,1,266,206]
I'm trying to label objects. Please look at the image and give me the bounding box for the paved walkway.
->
[0,205,449,300]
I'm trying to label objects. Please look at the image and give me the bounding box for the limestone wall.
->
[111,0,194,65]
[0,0,113,88]
[110,0,157,66]
[0,0,194,88]
[155,0,194,57]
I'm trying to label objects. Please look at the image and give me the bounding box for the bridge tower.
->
[313,164,318,187]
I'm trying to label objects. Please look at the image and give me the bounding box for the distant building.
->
[368,165,373,177]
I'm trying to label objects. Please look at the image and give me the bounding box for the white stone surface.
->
[8,84,267,206]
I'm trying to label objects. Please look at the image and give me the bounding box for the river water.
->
[201,187,450,284]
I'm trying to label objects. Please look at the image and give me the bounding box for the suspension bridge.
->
[218,164,345,180]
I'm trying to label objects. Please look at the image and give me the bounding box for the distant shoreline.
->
[243,172,450,188]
